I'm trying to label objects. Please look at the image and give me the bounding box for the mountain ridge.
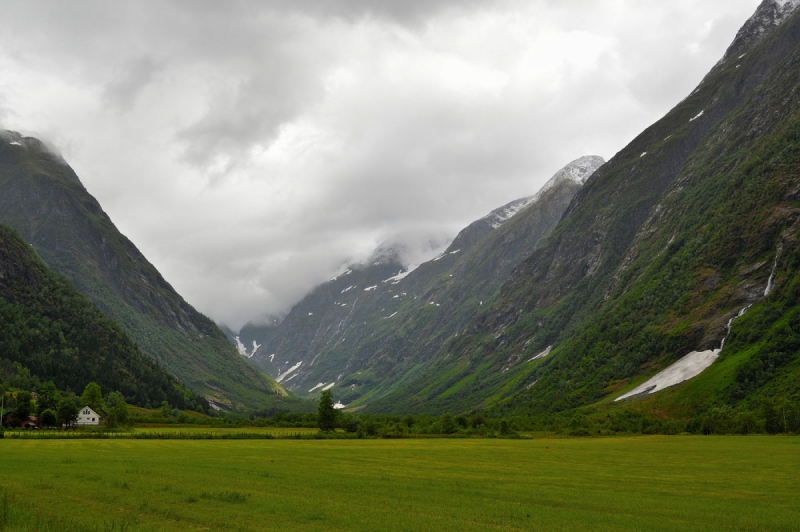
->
[0,130,292,412]
[233,155,604,407]
[366,0,800,416]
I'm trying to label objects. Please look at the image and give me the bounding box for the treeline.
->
[0,381,133,431]
[0,225,209,413]
[117,391,800,437]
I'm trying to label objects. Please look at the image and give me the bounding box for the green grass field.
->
[0,436,798,531]
[129,425,318,435]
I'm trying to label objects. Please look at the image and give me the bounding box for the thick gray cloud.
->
[0,0,760,329]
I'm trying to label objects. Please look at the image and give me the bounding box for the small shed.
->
[76,406,102,426]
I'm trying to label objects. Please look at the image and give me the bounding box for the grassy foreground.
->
[0,436,798,531]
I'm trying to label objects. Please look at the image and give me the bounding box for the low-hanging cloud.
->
[0,0,760,329]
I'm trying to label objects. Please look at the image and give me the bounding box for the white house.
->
[76,406,102,426]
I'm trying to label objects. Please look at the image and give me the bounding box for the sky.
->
[0,0,761,330]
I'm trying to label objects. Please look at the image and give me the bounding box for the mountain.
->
[235,155,603,406]
[0,224,202,407]
[368,0,800,416]
[0,131,290,412]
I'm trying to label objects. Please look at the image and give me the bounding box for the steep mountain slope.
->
[370,0,800,415]
[0,224,202,408]
[239,156,603,406]
[0,132,289,411]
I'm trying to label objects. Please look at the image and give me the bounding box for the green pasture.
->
[129,425,318,435]
[0,436,798,531]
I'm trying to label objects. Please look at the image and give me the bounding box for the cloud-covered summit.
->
[0,1,760,329]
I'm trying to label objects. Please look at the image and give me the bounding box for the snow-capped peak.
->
[770,0,800,23]
[481,196,537,229]
[526,155,605,204]
[720,0,800,63]
[479,155,604,230]
[775,0,800,10]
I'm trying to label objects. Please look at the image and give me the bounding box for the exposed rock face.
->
[0,131,288,411]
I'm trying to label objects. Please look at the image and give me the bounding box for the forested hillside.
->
[0,224,204,409]
[0,131,290,412]
[368,0,800,417]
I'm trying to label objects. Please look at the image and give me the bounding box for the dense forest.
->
[0,224,208,411]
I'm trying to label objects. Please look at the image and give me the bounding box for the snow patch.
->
[269,354,275,363]
[308,312,313,316]
[383,264,421,283]
[308,382,326,392]
[234,336,248,357]
[384,312,398,319]
[341,286,354,294]
[330,268,352,282]
[322,382,335,391]
[233,337,261,359]
[276,361,303,383]
[775,0,800,10]
[527,345,552,362]
[333,402,347,409]
[615,349,720,401]
[689,110,704,122]
[9,141,22,146]
[640,152,647,158]
[364,285,377,291]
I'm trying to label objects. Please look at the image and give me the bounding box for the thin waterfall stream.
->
[616,247,781,401]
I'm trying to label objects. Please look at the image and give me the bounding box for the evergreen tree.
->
[318,390,336,433]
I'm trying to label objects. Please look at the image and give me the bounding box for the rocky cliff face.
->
[368,0,800,415]
[0,132,289,411]
[236,156,603,406]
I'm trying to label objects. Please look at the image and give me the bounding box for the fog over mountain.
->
[0,1,759,329]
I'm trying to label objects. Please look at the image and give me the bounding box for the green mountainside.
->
[234,156,603,407]
[0,224,203,408]
[0,132,290,412]
[368,0,800,416]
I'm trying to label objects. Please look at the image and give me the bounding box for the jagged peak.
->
[542,155,606,188]
[478,155,605,230]
[720,0,800,62]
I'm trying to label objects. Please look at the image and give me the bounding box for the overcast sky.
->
[0,0,760,330]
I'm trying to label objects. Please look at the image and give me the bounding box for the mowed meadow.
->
[1,436,798,531]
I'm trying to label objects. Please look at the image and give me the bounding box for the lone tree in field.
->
[318,390,336,433]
